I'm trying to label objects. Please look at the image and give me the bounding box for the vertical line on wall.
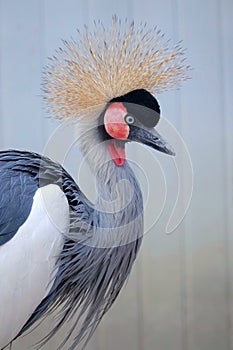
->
[171,0,188,349]
[217,0,232,349]
[39,0,46,149]
[136,256,144,350]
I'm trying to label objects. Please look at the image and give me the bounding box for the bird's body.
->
[0,150,143,349]
[0,17,189,350]
[0,152,69,348]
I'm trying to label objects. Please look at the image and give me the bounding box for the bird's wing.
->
[0,150,72,348]
[0,150,93,247]
[0,168,38,245]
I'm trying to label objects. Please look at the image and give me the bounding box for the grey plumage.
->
[0,150,143,350]
[0,156,38,245]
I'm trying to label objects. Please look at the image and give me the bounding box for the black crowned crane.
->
[0,17,189,350]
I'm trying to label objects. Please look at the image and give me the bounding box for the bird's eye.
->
[125,115,135,124]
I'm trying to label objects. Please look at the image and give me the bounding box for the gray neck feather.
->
[77,125,144,248]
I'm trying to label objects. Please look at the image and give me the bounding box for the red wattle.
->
[108,140,126,167]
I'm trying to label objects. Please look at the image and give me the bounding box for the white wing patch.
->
[0,184,69,349]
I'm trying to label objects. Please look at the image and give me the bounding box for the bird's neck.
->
[95,159,142,214]
[95,162,144,248]
[77,125,144,248]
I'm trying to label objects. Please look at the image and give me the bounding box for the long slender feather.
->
[43,16,190,121]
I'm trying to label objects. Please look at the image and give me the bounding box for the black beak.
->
[128,125,175,156]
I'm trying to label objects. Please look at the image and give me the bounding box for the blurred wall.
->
[0,0,232,349]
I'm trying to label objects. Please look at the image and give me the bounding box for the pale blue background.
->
[0,0,232,349]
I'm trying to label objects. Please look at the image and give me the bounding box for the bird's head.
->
[43,17,189,168]
[99,88,174,167]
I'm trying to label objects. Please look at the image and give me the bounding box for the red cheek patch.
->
[104,102,129,140]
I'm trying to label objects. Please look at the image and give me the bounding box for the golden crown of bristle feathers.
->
[43,16,190,120]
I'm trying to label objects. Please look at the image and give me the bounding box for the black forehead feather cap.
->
[110,89,160,128]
